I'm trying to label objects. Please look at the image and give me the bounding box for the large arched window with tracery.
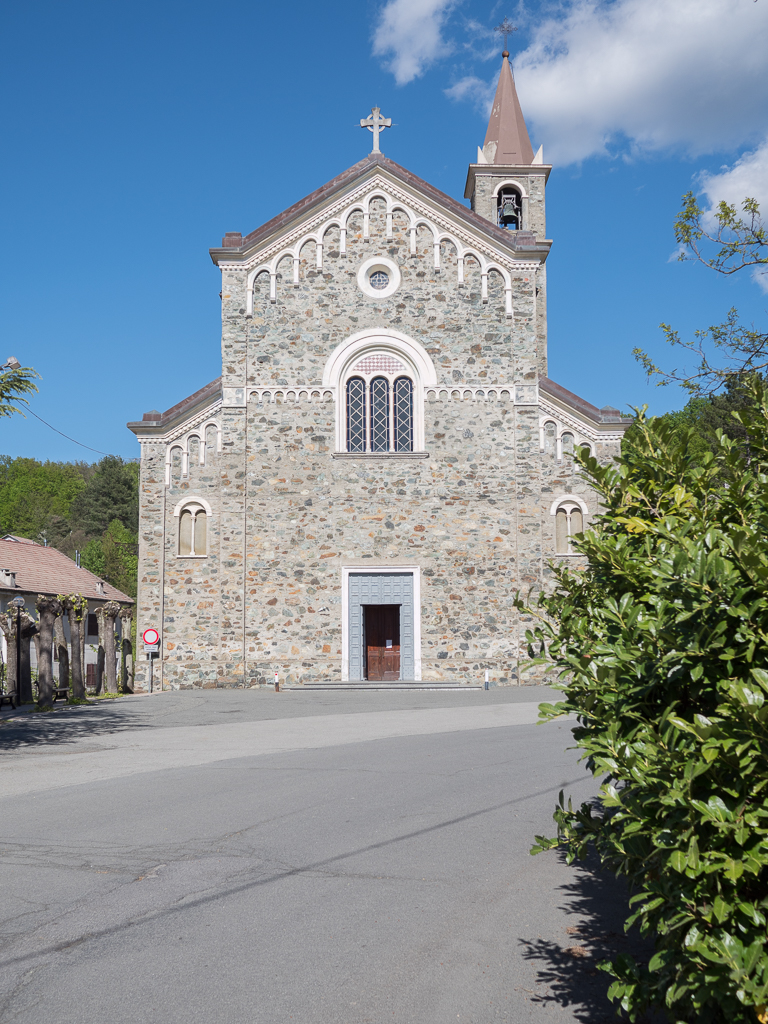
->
[344,356,413,453]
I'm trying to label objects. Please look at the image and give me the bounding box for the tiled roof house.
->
[0,537,133,608]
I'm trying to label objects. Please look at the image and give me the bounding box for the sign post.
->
[142,628,160,693]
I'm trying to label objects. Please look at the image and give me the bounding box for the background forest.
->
[0,454,139,600]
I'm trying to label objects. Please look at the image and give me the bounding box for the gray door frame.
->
[341,565,421,681]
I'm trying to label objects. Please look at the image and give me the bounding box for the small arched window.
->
[345,373,413,453]
[543,420,556,455]
[554,501,584,554]
[178,503,208,557]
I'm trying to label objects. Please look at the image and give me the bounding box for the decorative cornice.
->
[216,172,545,278]
[216,383,540,408]
[332,452,430,460]
[134,399,222,445]
[539,396,627,444]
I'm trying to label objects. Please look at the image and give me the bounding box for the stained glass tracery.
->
[345,372,414,453]
[394,377,413,452]
[346,377,366,452]
[370,377,390,452]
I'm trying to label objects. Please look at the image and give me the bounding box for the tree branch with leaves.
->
[634,194,767,395]
[0,360,40,419]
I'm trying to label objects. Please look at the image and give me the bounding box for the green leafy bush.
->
[522,387,768,1023]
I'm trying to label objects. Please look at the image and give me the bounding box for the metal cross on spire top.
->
[494,16,517,53]
[360,107,392,153]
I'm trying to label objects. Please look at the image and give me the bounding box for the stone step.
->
[282,682,485,691]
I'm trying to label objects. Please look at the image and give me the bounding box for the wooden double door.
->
[363,605,401,681]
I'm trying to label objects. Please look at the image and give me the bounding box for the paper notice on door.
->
[386,639,392,648]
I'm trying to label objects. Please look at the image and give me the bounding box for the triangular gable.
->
[209,153,549,275]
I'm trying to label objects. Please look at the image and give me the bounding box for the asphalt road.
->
[0,688,647,1024]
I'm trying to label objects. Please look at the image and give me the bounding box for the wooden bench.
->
[0,690,16,710]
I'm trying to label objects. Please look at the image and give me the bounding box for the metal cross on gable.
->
[494,16,517,52]
[360,107,392,153]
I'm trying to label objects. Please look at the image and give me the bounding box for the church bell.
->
[499,197,519,227]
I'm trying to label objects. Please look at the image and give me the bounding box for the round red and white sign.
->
[142,628,160,645]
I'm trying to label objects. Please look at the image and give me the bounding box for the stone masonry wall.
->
[469,172,548,374]
[135,187,616,690]
[134,441,166,691]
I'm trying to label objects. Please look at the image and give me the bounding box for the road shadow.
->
[521,847,667,1023]
[0,699,156,752]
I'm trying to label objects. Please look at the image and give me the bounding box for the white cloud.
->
[699,137,768,212]
[444,74,494,113]
[433,0,768,166]
[372,0,456,86]
[514,0,768,165]
[698,137,768,292]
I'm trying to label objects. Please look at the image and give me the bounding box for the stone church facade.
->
[129,54,630,690]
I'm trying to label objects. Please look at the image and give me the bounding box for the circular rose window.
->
[357,257,401,298]
[369,270,389,290]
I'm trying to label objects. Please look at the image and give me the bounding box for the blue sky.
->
[1,0,766,461]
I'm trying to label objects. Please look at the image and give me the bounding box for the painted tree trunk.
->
[54,614,69,695]
[64,597,87,700]
[35,596,62,707]
[80,621,86,691]
[120,607,134,693]
[0,610,36,702]
[32,633,41,691]
[95,607,105,695]
[0,611,17,700]
[19,620,34,704]
[102,602,120,694]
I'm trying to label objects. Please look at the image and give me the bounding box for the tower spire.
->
[481,48,534,165]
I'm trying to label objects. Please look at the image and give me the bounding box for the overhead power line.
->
[25,408,113,456]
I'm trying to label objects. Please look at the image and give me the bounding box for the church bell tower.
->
[464,47,552,376]
[464,50,550,240]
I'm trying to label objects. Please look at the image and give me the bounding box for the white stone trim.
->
[491,178,529,199]
[241,384,541,410]
[549,494,588,516]
[231,174,542,318]
[323,329,437,389]
[222,387,246,407]
[173,497,212,558]
[425,384,538,405]
[356,256,402,299]
[324,329,436,453]
[164,417,222,486]
[172,496,213,517]
[332,451,429,460]
[539,397,627,445]
[341,564,421,681]
[142,400,223,449]
[247,387,335,405]
[550,495,588,556]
